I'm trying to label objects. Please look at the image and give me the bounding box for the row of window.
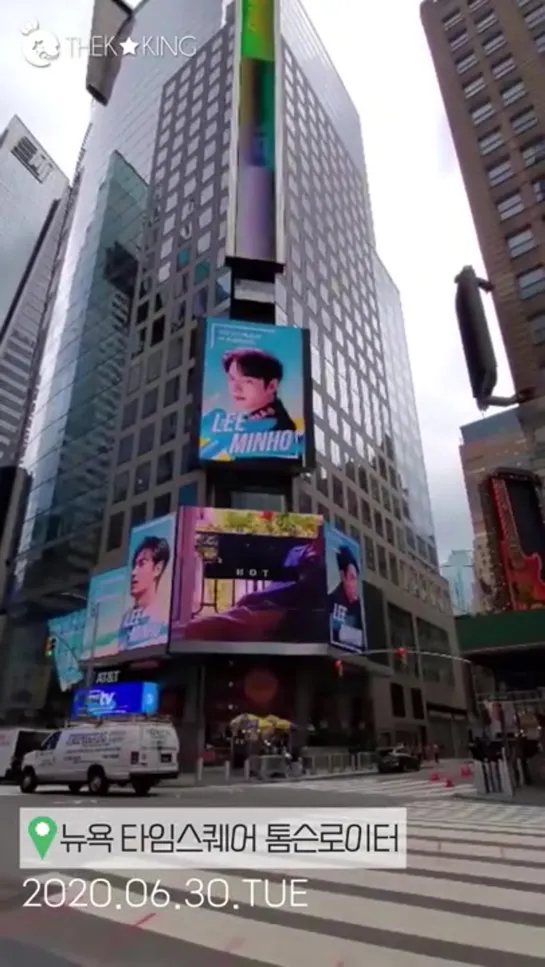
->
[448,3,545,51]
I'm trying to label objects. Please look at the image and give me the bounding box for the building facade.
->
[459,408,531,609]
[0,116,68,463]
[421,0,545,398]
[7,0,467,750]
[441,549,475,614]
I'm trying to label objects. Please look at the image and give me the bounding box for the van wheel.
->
[68,782,82,794]
[20,767,37,793]
[132,779,152,796]
[88,767,109,796]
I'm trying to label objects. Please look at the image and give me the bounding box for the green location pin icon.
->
[28,816,58,860]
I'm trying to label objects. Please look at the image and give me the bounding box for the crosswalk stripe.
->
[25,807,545,965]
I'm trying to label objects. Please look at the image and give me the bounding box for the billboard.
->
[197,318,313,466]
[324,524,367,653]
[482,468,545,610]
[71,682,159,718]
[83,513,176,658]
[170,507,328,647]
[227,0,282,263]
[47,610,86,691]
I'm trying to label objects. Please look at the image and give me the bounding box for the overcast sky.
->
[0,0,513,562]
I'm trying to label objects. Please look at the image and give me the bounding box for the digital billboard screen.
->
[483,469,545,610]
[324,524,367,653]
[47,610,86,691]
[71,682,159,718]
[170,507,328,646]
[229,0,277,263]
[197,318,312,466]
[83,512,177,658]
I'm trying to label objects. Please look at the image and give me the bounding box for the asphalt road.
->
[0,774,543,967]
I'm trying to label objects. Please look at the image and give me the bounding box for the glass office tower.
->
[8,0,467,748]
[0,116,68,463]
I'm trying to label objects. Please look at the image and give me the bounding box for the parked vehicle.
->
[19,716,179,796]
[375,745,421,774]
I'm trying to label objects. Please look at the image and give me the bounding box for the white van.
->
[0,728,50,781]
[19,718,180,796]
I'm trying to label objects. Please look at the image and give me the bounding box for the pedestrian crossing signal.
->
[334,659,344,677]
[395,647,408,666]
[45,636,57,658]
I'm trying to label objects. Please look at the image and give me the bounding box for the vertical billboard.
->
[482,468,545,610]
[227,0,282,263]
[47,610,86,691]
[197,318,313,466]
[83,513,177,657]
[324,524,367,653]
[170,507,328,647]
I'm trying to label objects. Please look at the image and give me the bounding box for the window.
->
[121,399,137,429]
[512,109,537,135]
[160,411,177,444]
[463,75,486,99]
[483,33,505,54]
[536,31,545,52]
[478,129,503,155]
[518,267,545,299]
[487,158,513,186]
[154,493,172,518]
[156,451,174,485]
[525,4,545,28]
[106,512,124,551]
[492,55,515,79]
[475,11,497,32]
[528,312,545,344]
[468,0,486,9]
[117,434,133,464]
[497,191,524,220]
[471,101,494,125]
[522,138,545,166]
[112,471,129,504]
[501,80,525,106]
[443,10,463,30]
[449,31,468,51]
[142,387,158,418]
[506,227,536,257]
[533,178,545,201]
[134,462,151,495]
[456,52,477,73]
[138,422,155,456]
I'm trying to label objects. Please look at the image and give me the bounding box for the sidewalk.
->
[455,784,545,806]
[161,758,468,789]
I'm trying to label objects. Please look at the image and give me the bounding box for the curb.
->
[161,768,377,789]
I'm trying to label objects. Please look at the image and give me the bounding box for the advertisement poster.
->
[324,524,367,653]
[48,610,86,691]
[198,319,306,463]
[82,513,176,657]
[171,507,328,644]
[83,568,127,659]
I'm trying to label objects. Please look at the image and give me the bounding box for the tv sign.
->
[71,682,159,718]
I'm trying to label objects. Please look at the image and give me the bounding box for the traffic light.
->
[454,266,497,405]
[395,647,408,667]
[44,636,57,658]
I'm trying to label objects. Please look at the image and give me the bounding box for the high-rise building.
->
[441,549,475,614]
[459,408,531,608]
[0,116,68,463]
[421,0,545,400]
[7,0,467,751]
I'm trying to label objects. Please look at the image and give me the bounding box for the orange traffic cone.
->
[460,765,471,778]
[444,777,454,788]
[430,772,440,781]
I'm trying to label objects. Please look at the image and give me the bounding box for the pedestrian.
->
[433,743,440,764]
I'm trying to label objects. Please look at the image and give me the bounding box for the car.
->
[375,745,421,774]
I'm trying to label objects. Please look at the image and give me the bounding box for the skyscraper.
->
[441,549,475,614]
[7,0,467,750]
[421,0,545,400]
[0,116,68,463]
